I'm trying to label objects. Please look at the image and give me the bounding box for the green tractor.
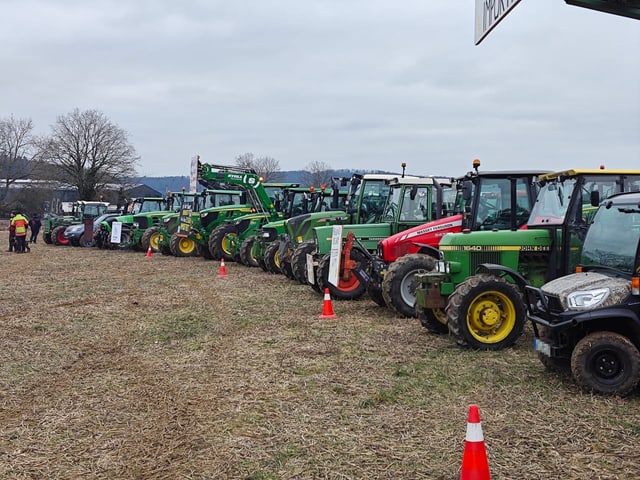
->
[368,165,545,317]
[309,174,453,300]
[250,184,345,273]
[155,188,246,257]
[44,200,111,245]
[415,168,640,350]
[95,192,188,250]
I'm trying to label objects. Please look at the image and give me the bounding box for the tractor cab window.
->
[400,186,431,221]
[581,200,640,273]
[475,177,531,230]
[528,177,577,226]
[360,181,391,223]
[83,204,105,218]
[440,185,457,217]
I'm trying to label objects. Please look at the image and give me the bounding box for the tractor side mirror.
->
[410,185,418,201]
[590,190,600,207]
[462,181,472,203]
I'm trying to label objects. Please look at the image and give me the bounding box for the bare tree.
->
[235,152,283,182]
[39,109,139,200]
[300,160,335,187]
[0,115,40,210]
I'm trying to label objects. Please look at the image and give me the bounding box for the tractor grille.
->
[470,252,501,274]
[137,217,149,229]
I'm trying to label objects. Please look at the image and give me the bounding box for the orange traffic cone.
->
[460,404,490,480]
[146,246,153,258]
[218,259,227,277]
[320,288,336,319]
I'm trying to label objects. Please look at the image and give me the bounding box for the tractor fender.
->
[477,263,529,294]
[414,243,441,259]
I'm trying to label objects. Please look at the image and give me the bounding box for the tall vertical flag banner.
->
[190,155,199,193]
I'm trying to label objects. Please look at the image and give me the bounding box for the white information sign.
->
[306,253,315,286]
[328,225,343,287]
[110,221,122,243]
[475,0,522,45]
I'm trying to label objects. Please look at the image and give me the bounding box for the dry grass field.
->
[0,231,638,480]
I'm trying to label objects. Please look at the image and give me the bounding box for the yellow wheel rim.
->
[221,233,237,256]
[149,233,160,250]
[179,238,195,254]
[433,308,448,325]
[466,290,516,344]
[273,249,281,269]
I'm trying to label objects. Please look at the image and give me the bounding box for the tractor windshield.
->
[528,177,577,226]
[581,201,640,273]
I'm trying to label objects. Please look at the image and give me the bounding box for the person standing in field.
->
[29,213,41,243]
[8,211,16,252]
[11,210,29,253]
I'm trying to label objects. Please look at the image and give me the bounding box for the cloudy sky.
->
[2,0,639,178]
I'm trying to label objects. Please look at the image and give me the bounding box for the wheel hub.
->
[595,352,621,379]
[476,302,501,328]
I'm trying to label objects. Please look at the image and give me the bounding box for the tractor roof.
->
[539,169,640,181]
[463,170,549,179]
[386,176,440,186]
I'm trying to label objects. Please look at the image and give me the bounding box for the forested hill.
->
[134,169,394,193]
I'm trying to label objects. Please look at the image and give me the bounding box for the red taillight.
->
[632,276,639,296]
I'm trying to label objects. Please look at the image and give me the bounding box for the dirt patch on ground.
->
[0,232,638,479]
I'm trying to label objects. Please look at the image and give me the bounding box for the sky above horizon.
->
[2,1,639,178]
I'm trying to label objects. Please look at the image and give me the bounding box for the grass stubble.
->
[0,231,638,479]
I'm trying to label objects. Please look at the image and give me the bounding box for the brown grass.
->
[0,231,638,479]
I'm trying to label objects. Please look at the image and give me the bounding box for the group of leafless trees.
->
[1,109,337,216]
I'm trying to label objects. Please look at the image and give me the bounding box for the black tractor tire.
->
[239,236,260,268]
[316,250,367,300]
[280,248,295,280]
[79,235,95,248]
[367,284,386,307]
[197,242,214,260]
[43,232,53,244]
[536,326,571,376]
[571,331,640,397]
[264,241,282,274]
[382,254,436,318]
[416,305,449,334]
[170,233,198,257]
[209,224,238,262]
[446,273,525,350]
[291,240,316,285]
[141,227,161,253]
[114,230,132,250]
[52,226,69,246]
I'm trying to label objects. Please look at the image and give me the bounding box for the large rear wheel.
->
[52,225,69,246]
[382,254,436,318]
[571,331,640,397]
[264,241,282,274]
[239,236,260,268]
[291,240,316,285]
[141,227,161,252]
[446,273,525,350]
[209,224,238,262]
[170,233,198,257]
[317,249,368,300]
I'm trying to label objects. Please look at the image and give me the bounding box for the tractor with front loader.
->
[415,168,640,350]
[526,190,640,396]
[368,164,545,317]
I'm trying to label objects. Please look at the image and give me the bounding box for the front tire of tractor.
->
[209,224,238,262]
[239,236,260,268]
[170,233,198,257]
[280,248,295,280]
[264,241,282,274]
[382,254,436,318]
[79,235,95,248]
[446,273,525,350]
[367,285,386,307]
[43,232,53,244]
[291,240,316,285]
[571,331,640,397]
[52,226,69,246]
[317,249,367,300]
[141,227,161,253]
[416,305,449,334]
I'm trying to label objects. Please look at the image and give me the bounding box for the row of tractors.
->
[44,161,640,396]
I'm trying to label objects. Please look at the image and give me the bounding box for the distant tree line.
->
[1,109,339,216]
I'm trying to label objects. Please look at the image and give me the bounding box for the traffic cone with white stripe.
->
[218,258,228,277]
[460,404,490,480]
[320,288,336,319]
[146,246,153,258]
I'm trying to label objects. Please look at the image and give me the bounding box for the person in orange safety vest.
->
[10,210,29,253]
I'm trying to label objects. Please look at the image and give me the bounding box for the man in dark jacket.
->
[30,213,42,243]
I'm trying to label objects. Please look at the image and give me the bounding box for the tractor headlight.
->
[436,261,449,273]
[567,288,610,309]
[133,222,139,229]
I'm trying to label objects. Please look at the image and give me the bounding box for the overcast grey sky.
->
[2,0,639,177]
